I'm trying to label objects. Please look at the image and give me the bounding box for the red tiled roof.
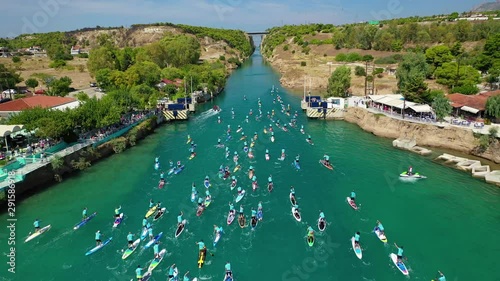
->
[447,91,500,111]
[161,78,183,87]
[0,95,76,112]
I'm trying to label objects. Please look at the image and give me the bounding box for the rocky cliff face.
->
[344,107,500,163]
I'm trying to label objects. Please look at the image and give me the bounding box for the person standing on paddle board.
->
[169,160,174,167]
[95,230,102,246]
[33,219,41,233]
[214,225,223,235]
[127,232,134,247]
[239,205,244,218]
[155,157,159,163]
[436,271,446,281]
[251,208,257,219]
[350,191,356,203]
[142,217,147,227]
[394,243,404,262]
[229,202,235,212]
[183,271,190,281]
[148,227,154,240]
[323,155,330,166]
[149,199,154,208]
[197,196,204,206]
[177,161,182,168]
[295,155,300,164]
[268,175,273,184]
[153,241,160,259]
[225,262,231,272]
[307,226,314,236]
[177,212,184,227]
[136,265,143,281]
[258,202,263,211]
[114,206,122,218]
[354,232,361,246]
[319,211,325,220]
[160,172,165,181]
[82,208,88,219]
[196,240,205,250]
[375,220,385,235]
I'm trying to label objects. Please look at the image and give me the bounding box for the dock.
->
[436,153,500,186]
[302,96,346,119]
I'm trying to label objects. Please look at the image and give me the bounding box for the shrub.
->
[12,56,21,63]
[323,53,327,57]
[219,55,226,61]
[489,126,498,138]
[50,155,64,171]
[110,137,127,153]
[355,66,366,76]
[302,46,311,54]
[292,50,295,54]
[335,53,347,62]
[345,52,362,62]
[77,53,89,58]
[451,84,479,95]
[71,157,91,170]
[479,134,490,150]
[300,61,307,66]
[49,59,66,69]
[283,45,289,51]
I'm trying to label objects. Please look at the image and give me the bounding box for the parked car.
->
[35,89,46,95]
[2,89,16,95]
[90,82,97,87]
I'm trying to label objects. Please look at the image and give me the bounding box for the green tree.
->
[434,62,481,88]
[354,66,366,76]
[396,53,429,102]
[326,66,351,97]
[0,64,23,90]
[485,95,500,120]
[25,78,39,91]
[124,61,161,87]
[12,56,20,63]
[425,45,453,74]
[432,94,452,121]
[47,76,72,96]
[161,35,201,67]
[87,46,117,77]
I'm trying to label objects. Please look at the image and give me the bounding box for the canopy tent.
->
[460,106,480,114]
[0,125,24,152]
[409,104,432,113]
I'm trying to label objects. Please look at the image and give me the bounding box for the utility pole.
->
[364,61,368,97]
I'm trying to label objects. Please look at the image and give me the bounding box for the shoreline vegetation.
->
[260,13,500,167]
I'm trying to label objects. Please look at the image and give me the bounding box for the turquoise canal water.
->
[2,46,500,281]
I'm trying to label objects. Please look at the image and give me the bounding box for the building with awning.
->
[367,94,416,113]
[447,91,500,118]
[0,125,24,151]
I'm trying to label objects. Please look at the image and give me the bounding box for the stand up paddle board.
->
[351,237,362,259]
[122,238,140,259]
[25,225,51,243]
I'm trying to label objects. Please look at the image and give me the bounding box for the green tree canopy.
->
[485,95,500,119]
[87,46,118,76]
[161,35,201,67]
[425,45,454,74]
[396,53,428,102]
[326,66,351,97]
[25,78,39,90]
[434,62,481,89]
[432,94,452,121]
[47,76,73,96]
[0,64,23,90]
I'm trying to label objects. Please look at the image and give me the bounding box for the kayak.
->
[174,165,185,175]
[319,160,333,170]
[191,191,197,202]
[213,230,222,247]
[248,170,254,179]
[347,197,358,210]
[121,238,140,259]
[318,218,326,232]
[292,161,300,170]
[148,248,166,272]
[257,208,263,221]
[204,195,212,208]
[198,248,207,268]
[196,204,205,217]
[235,190,245,203]
[251,216,258,229]
[145,206,158,218]
[168,266,179,281]
[238,215,246,228]
[204,180,211,188]
[223,270,233,281]
[85,237,112,256]
[265,153,270,161]
[268,182,273,192]
[227,210,235,225]
[144,232,163,249]
[153,207,166,221]
[289,193,296,206]
[233,165,240,173]
[351,237,362,259]
[74,212,97,230]
[374,227,388,243]
[175,220,187,238]
[140,227,149,240]
[400,171,426,179]
[307,234,314,247]
[292,207,301,222]
[113,213,124,228]
[390,253,409,275]
[25,225,51,243]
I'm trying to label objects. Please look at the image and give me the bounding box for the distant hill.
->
[472,1,500,12]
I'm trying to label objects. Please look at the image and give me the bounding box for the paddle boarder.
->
[197,196,204,206]
[136,265,143,281]
[114,206,122,218]
[33,219,41,233]
[354,232,360,246]
[160,171,165,181]
[436,271,446,281]
[183,271,190,281]
[196,240,205,250]
[239,205,244,218]
[295,155,300,165]
[127,232,134,247]
[394,243,404,262]
[350,191,356,203]
[177,161,182,169]
[177,212,184,227]
[148,227,154,240]
[229,202,235,212]
[375,220,385,235]
[307,226,314,236]
[95,230,102,246]
[323,155,330,166]
[142,217,147,227]
[153,241,160,259]
[214,225,223,235]
[155,157,159,163]
[82,208,88,219]
[149,199,154,208]
[225,262,231,272]
[258,202,263,211]
[319,211,325,220]
[268,175,273,184]
[251,208,257,219]
[307,135,312,143]
[281,149,286,159]
[293,204,300,214]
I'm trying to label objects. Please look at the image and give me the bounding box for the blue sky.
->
[0,0,486,37]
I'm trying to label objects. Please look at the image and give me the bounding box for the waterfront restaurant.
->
[367,94,434,120]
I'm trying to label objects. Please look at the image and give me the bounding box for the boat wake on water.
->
[194,109,220,122]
